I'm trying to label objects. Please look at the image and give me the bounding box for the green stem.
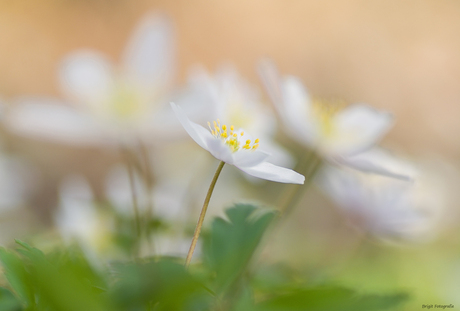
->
[279,150,322,216]
[185,161,225,267]
[126,160,142,243]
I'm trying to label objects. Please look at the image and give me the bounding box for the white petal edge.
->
[335,149,414,181]
[122,13,175,88]
[237,162,305,184]
[257,60,317,147]
[59,50,114,106]
[170,102,213,150]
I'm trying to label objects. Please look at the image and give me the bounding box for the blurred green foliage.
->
[0,204,408,311]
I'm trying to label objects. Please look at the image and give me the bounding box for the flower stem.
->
[127,158,142,242]
[185,161,225,267]
[279,150,322,216]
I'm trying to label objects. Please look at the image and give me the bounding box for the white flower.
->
[318,151,442,242]
[178,65,293,167]
[259,60,408,179]
[6,13,177,146]
[55,175,113,254]
[170,102,305,184]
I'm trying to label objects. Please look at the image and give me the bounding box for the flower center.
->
[311,99,344,137]
[110,83,144,120]
[207,119,260,153]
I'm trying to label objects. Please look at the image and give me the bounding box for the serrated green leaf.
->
[203,203,276,293]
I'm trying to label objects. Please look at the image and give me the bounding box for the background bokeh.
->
[1,1,460,310]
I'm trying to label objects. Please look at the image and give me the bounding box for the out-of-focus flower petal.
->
[335,149,414,181]
[6,99,109,146]
[325,105,394,156]
[170,102,213,150]
[122,13,175,89]
[59,51,114,107]
[237,162,305,184]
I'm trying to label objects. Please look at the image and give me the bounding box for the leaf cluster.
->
[0,204,409,311]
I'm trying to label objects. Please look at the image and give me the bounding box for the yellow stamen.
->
[252,144,259,150]
[230,125,234,131]
[255,138,259,143]
[246,139,251,145]
[222,125,227,131]
[241,132,244,136]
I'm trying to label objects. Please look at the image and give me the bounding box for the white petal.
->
[326,105,394,156]
[204,136,234,164]
[335,149,414,181]
[170,102,213,150]
[122,13,175,89]
[258,60,317,146]
[232,150,270,168]
[237,162,305,184]
[5,99,109,146]
[59,51,114,106]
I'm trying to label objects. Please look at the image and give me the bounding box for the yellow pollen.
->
[222,125,227,131]
[246,139,251,144]
[241,132,244,136]
[255,138,260,143]
[213,121,217,127]
[252,144,259,150]
[230,125,234,131]
[233,133,237,137]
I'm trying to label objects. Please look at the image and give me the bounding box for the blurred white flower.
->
[318,151,444,242]
[171,102,305,184]
[6,13,178,146]
[178,65,293,167]
[259,60,408,179]
[55,175,112,254]
[0,155,35,212]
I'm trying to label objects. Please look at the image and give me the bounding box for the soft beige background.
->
[1,0,460,156]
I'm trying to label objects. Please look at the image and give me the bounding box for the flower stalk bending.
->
[185,161,225,267]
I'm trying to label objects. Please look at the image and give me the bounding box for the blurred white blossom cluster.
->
[0,11,457,260]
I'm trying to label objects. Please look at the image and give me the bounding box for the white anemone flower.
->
[259,60,407,179]
[178,65,293,167]
[6,13,176,146]
[318,151,441,242]
[170,102,304,184]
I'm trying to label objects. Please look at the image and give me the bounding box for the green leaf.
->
[14,240,110,311]
[203,203,276,293]
[0,287,23,311]
[110,259,212,311]
[256,286,408,311]
[0,247,33,307]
